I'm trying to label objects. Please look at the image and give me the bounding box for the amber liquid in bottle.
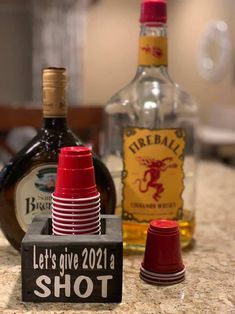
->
[0,68,116,251]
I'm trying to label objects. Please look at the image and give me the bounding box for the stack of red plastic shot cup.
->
[140,220,185,285]
[52,146,101,235]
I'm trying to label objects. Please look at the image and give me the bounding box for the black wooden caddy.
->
[21,215,123,303]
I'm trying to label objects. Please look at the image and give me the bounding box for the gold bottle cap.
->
[43,67,67,88]
[42,67,67,117]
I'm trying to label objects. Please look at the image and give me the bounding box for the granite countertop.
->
[0,161,235,314]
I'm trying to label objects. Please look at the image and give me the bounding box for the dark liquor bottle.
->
[0,67,116,251]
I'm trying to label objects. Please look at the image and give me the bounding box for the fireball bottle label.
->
[122,128,185,223]
[15,164,57,232]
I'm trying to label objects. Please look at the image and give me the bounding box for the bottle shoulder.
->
[105,70,197,117]
[14,128,81,158]
[0,128,82,187]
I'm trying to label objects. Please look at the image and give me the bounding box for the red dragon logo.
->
[134,157,177,202]
[141,46,163,58]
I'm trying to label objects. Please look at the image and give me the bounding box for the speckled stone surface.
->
[0,161,235,314]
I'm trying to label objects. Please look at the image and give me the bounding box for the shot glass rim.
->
[140,264,186,278]
[53,222,101,233]
[52,208,100,218]
[52,216,100,227]
[52,192,100,202]
[52,203,101,212]
[52,211,100,221]
[52,199,100,207]
[139,272,185,286]
[52,217,100,228]
[53,226,101,236]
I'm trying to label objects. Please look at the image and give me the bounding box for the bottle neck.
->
[42,77,68,130]
[42,117,68,130]
[137,23,168,72]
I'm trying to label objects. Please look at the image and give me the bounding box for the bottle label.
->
[122,128,185,223]
[15,164,57,232]
[138,36,168,66]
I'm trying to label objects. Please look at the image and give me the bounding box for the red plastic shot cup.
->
[54,146,99,199]
[52,205,100,216]
[52,204,100,221]
[52,198,100,208]
[51,146,101,236]
[52,210,100,219]
[52,200,101,231]
[52,214,100,224]
[53,227,101,236]
[52,217,100,229]
[140,220,185,285]
[52,193,100,203]
[53,223,101,235]
[52,203,100,212]
[52,202,101,211]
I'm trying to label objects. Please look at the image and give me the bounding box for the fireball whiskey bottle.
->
[103,0,198,250]
[0,67,115,251]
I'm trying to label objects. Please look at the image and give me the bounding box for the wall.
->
[168,0,235,123]
[83,0,235,123]
[0,1,32,103]
[0,1,86,105]
[83,0,140,105]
